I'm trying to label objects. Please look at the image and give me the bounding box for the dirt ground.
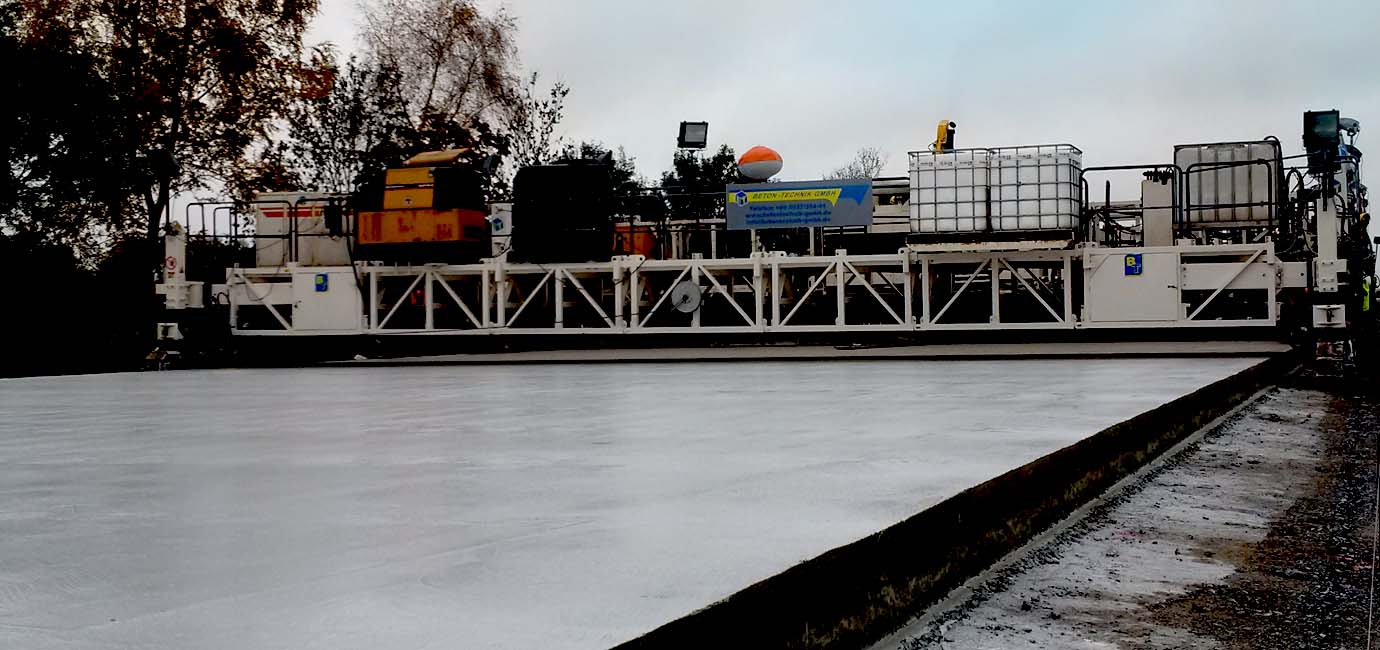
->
[1148,378,1378,649]
[880,378,1380,650]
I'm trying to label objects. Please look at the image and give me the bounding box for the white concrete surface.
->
[0,358,1260,650]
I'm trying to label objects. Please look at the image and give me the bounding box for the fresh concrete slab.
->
[0,358,1260,649]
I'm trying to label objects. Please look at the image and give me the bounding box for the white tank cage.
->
[909,144,1083,233]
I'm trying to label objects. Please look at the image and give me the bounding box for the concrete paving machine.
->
[155,110,1371,363]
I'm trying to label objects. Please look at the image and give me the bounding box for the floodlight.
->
[677,121,709,149]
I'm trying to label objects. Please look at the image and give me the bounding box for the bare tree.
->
[504,72,569,170]
[359,0,520,124]
[824,147,889,180]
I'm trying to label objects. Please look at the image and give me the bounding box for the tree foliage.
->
[558,142,641,193]
[282,48,411,194]
[2,0,560,254]
[660,145,739,219]
[1,0,575,375]
[16,0,320,241]
[1,2,139,257]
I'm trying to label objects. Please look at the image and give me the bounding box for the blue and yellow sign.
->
[725,180,873,231]
[1124,253,1143,276]
[314,273,329,292]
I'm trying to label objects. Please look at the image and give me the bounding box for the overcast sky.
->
[307,0,1377,198]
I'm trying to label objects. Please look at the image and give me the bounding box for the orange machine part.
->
[357,208,487,245]
[613,223,657,257]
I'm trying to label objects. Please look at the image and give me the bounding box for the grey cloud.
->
[309,0,1377,198]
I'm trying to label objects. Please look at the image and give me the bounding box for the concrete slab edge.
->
[327,346,1287,368]
[607,353,1301,650]
[868,371,1283,648]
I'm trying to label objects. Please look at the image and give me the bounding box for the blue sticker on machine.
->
[1124,253,1143,276]
[315,273,329,292]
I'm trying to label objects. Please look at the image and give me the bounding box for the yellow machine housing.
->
[382,187,435,210]
[356,148,489,258]
[934,119,957,152]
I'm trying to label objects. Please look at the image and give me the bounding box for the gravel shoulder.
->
[877,381,1379,650]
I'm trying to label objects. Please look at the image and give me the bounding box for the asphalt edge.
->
[607,353,1299,650]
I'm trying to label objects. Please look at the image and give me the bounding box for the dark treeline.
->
[0,0,753,376]
[2,0,888,377]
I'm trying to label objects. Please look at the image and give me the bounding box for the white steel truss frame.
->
[224,244,1281,336]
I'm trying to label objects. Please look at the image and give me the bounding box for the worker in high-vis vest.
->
[1364,275,1372,313]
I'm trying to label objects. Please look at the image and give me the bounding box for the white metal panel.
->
[489,202,513,257]
[228,280,294,305]
[291,271,362,331]
[1278,262,1308,288]
[253,192,353,267]
[1087,251,1180,322]
[1141,179,1174,247]
[1179,262,1274,291]
[1313,304,1346,328]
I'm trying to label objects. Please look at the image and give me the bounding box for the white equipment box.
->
[292,270,362,331]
